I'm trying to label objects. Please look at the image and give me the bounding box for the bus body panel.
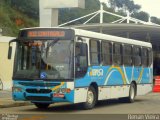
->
[74,66,152,102]
[12,80,75,103]
[137,84,152,96]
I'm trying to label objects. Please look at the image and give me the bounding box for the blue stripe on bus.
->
[75,66,152,88]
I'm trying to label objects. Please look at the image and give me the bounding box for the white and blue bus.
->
[8,27,153,109]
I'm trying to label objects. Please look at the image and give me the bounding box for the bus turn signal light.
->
[65,88,71,93]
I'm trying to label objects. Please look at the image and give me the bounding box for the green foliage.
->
[59,0,101,25]
[132,11,149,22]
[11,0,39,19]
[0,0,38,36]
[0,0,160,36]
[109,0,141,12]
[151,17,160,24]
[58,0,124,25]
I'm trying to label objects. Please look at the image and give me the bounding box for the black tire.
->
[34,103,50,109]
[127,83,136,103]
[119,83,136,103]
[82,86,97,110]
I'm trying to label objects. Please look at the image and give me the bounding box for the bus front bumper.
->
[12,88,74,103]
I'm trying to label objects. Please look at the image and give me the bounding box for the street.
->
[0,93,160,114]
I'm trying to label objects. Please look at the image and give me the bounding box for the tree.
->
[132,11,149,22]
[109,0,141,12]
[59,0,101,24]
[11,0,39,19]
[151,17,160,24]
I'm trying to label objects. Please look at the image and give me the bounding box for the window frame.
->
[75,41,89,78]
[113,43,123,66]
[89,39,101,66]
[101,41,112,66]
[123,44,133,66]
[142,47,148,67]
[133,46,142,67]
[148,48,153,67]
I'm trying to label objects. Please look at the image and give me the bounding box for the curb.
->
[0,102,32,108]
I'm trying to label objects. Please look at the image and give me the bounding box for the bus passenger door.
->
[89,40,102,81]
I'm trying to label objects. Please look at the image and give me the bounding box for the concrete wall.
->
[43,0,85,8]
[0,36,16,90]
[39,0,85,27]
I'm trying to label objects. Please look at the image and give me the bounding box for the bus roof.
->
[20,27,152,48]
[74,28,152,48]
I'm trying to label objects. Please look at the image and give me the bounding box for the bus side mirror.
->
[7,39,17,60]
[8,46,12,59]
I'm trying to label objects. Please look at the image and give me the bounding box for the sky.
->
[133,0,160,18]
[100,0,160,18]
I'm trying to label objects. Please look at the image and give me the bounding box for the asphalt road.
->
[0,93,160,120]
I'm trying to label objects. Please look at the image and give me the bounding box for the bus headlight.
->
[54,88,71,93]
[12,87,23,92]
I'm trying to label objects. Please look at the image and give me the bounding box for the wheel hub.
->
[87,90,94,104]
[130,86,135,100]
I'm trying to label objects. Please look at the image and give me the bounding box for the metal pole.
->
[58,0,160,27]
[59,11,98,26]
[111,18,125,23]
[83,11,100,24]
[148,16,152,25]
[126,10,130,23]
[103,11,125,19]
[100,2,104,24]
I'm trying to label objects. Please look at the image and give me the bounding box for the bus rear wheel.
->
[126,83,136,103]
[82,86,97,110]
[119,83,136,103]
[34,103,50,109]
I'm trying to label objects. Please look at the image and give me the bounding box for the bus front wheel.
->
[82,86,97,110]
[34,103,50,109]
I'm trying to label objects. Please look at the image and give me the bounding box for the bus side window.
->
[101,41,112,65]
[133,46,142,66]
[148,48,152,67]
[142,48,148,67]
[113,43,122,65]
[90,40,101,65]
[123,45,132,66]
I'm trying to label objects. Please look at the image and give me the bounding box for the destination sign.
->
[18,28,75,40]
[27,31,65,38]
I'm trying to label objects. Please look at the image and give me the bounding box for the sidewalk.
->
[0,90,32,108]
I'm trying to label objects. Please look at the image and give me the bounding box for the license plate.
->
[53,93,64,98]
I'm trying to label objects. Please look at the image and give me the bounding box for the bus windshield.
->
[13,40,74,80]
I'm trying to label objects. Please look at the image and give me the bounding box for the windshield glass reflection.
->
[14,40,73,80]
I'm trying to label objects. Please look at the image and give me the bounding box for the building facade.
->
[0,36,16,90]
